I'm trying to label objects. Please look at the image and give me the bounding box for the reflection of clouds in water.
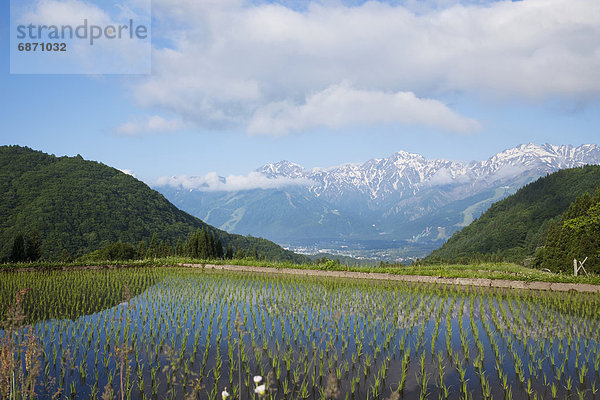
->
[485,297,588,343]
[19,270,600,400]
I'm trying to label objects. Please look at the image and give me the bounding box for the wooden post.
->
[574,257,589,277]
[579,257,589,276]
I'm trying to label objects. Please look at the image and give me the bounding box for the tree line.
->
[7,229,41,263]
[4,227,293,264]
[66,228,266,262]
[535,188,600,273]
[424,166,600,266]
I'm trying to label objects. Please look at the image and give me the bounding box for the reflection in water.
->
[1,268,160,324]
[1,267,600,399]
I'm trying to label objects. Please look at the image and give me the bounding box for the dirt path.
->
[4,262,598,293]
[180,263,600,293]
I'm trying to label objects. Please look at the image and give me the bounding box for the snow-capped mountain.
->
[259,152,467,202]
[156,143,600,260]
[257,143,600,202]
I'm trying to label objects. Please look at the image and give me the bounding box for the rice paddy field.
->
[1,267,600,400]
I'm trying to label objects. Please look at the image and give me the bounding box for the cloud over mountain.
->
[132,0,600,133]
[115,116,187,136]
[156,143,600,254]
[248,83,480,135]
[156,172,314,192]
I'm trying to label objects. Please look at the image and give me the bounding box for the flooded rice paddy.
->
[1,267,600,399]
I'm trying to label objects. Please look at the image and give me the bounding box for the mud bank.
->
[180,263,600,293]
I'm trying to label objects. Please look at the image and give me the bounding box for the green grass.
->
[2,257,600,285]
[387,263,600,284]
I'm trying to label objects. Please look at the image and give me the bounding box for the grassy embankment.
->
[2,257,600,285]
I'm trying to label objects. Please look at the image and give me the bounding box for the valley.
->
[157,143,600,261]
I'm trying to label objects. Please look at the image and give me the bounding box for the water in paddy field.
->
[1,267,600,399]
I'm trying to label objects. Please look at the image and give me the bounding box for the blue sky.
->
[1,0,599,186]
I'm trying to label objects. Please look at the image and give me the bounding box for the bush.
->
[80,242,137,262]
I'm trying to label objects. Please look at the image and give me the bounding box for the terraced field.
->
[2,267,600,399]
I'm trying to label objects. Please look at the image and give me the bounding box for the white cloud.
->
[14,0,151,73]
[248,83,480,135]
[119,169,137,177]
[489,164,528,181]
[156,172,315,192]
[115,115,187,136]
[132,0,600,132]
[426,167,472,186]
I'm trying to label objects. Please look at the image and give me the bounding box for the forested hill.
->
[425,165,600,265]
[535,188,600,273]
[0,145,306,262]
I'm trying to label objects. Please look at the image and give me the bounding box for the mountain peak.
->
[257,160,306,178]
[394,150,422,158]
[253,143,600,202]
[159,142,600,259]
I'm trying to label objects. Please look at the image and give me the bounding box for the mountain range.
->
[157,143,600,260]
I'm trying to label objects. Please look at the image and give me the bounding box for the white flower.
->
[254,384,266,395]
[253,375,263,384]
[221,388,230,400]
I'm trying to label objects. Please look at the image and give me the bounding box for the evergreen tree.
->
[148,233,159,258]
[9,233,26,263]
[59,249,72,263]
[215,239,224,259]
[164,240,174,257]
[25,229,41,262]
[198,229,209,259]
[137,240,147,259]
[175,238,184,256]
[187,232,198,258]
[225,244,233,259]
[207,233,216,258]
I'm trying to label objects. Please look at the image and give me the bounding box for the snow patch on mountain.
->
[159,143,600,196]
[155,143,600,260]
[257,143,600,201]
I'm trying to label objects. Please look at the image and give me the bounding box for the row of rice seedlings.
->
[2,267,600,399]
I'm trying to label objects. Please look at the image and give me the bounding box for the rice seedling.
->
[2,267,600,399]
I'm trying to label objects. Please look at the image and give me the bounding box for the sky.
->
[1,0,599,188]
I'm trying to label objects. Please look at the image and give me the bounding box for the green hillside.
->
[0,145,306,263]
[536,188,600,273]
[425,165,600,265]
